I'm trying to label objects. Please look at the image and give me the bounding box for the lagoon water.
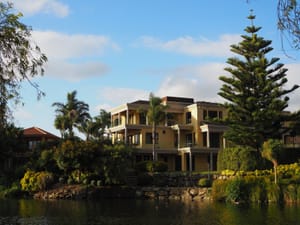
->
[0,199,299,225]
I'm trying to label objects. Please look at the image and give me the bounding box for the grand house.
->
[109,96,228,172]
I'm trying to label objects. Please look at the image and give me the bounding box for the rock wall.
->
[33,185,211,202]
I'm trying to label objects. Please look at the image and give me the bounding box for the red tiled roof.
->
[23,127,60,139]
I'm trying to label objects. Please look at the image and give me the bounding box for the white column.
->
[206,130,210,148]
[177,129,180,148]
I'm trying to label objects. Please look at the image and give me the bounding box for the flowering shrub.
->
[20,171,54,192]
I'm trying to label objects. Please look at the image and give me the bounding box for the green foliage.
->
[266,182,281,202]
[211,179,229,202]
[218,14,299,150]
[217,146,263,171]
[225,178,249,203]
[101,143,134,185]
[0,2,47,127]
[52,90,90,139]
[20,171,54,192]
[147,93,168,161]
[197,178,212,187]
[135,160,168,173]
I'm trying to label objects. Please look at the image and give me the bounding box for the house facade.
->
[109,96,227,172]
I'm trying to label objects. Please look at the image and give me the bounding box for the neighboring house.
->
[109,96,227,172]
[22,127,60,151]
[2,127,60,173]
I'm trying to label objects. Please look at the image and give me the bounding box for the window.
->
[203,110,207,120]
[186,133,193,146]
[113,118,119,126]
[202,132,220,148]
[208,110,218,119]
[139,113,146,125]
[146,132,158,144]
[186,112,192,124]
[203,110,223,120]
[203,133,207,147]
[210,133,220,148]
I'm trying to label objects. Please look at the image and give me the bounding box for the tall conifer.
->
[218,13,299,150]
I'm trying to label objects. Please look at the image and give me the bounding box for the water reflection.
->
[0,199,299,225]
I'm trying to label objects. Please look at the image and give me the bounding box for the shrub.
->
[225,178,249,203]
[135,161,168,173]
[137,173,153,186]
[197,178,211,187]
[153,161,168,172]
[20,171,54,192]
[283,184,297,203]
[211,179,229,202]
[266,182,281,202]
[244,176,267,203]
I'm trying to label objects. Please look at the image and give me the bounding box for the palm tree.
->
[78,109,111,141]
[52,90,90,139]
[262,139,282,184]
[147,93,167,161]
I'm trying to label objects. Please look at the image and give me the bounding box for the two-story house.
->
[109,96,227,172]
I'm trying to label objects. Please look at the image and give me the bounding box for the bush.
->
[217,146,266,171]
[266,182,281,202]
[197,178,211,187]
[135,161,168,173]
[226,178,249,203]
[211,179,229,202]
[20,171,54,192]
[137,173,153,186]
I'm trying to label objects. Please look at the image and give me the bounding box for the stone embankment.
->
[33,185,210,202]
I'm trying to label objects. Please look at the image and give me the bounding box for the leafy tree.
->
[0,2,47,127]
[262,139,283,184]
[147,93,167,161]
[78,109,111,141]
[218,14,299,151]
[52,90,90,139]
[277,0,300,50]
[101,143,134,185]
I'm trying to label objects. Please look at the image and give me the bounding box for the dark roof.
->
[162,96,194,103]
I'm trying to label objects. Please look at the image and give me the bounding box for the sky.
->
[8,0,300,137]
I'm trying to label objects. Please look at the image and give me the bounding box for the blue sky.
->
[10,0,300,137]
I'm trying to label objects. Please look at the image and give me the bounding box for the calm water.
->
[0,199,299,225]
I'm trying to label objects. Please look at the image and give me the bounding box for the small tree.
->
[262,139,282,184]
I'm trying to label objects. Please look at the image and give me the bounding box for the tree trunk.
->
[152,123,156,161]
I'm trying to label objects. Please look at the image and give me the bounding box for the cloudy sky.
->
[10,0,300,136]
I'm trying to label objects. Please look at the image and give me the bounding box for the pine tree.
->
[218,13,299,151]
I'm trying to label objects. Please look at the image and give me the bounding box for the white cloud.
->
[45,60,110,81]
[284,63,300,111]
[32,31,120,59]
[31,31,119,80]
[156,63,226,103]
[12,0,69,17]
[139,34,241,57]
[100,87,149,109]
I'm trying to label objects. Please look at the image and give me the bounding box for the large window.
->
[146,132,158,144]
[203,110,223,120]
